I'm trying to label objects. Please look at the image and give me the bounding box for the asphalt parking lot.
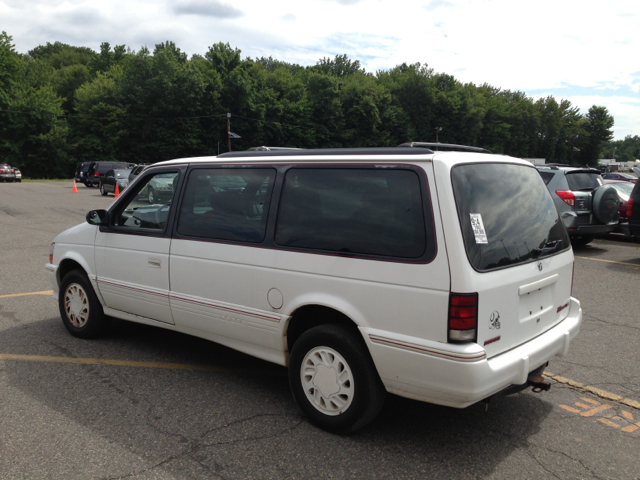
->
[1,181,640,480]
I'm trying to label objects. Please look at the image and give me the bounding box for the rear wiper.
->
[532,240,563,258]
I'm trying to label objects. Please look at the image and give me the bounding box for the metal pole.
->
[227,113,231,152]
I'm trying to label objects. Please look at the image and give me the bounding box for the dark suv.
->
[536,165,620,245]
[75,162,93,187]
[87,162,132,187]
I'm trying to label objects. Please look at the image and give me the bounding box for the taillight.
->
[449,293,478,343]
[95,171,100,176]
[555,190,575,206]
[627,197,633,218]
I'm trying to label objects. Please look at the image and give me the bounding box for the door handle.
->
[148,258,161,268]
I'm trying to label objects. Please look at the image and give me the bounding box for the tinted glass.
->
[566,172,602,191]
[538,171,554,185]
[451,163,570,271]
[113,169,130,178]
[177,168,275,243]
[275,168,426,258]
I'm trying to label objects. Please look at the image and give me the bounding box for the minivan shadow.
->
[2,318,553,479]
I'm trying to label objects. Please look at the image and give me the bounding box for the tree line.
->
[0,31,617,179]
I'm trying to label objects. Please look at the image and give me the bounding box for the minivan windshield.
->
[451,163,570,271]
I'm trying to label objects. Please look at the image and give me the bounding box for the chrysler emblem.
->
[537,262,543,271]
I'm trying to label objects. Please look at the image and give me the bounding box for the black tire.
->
[571,235,594,246]
[58,271,110,338]
[289,324,386,434]
[99,183,108,196]
[148,188,156,204]
[84,181,91,188]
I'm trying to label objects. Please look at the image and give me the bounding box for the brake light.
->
[555,190,575,206]
[95,172,100,176]
[627,197,633,218]
[449,293,478,342]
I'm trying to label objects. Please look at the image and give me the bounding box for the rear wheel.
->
[100,183,108,196]
[289,324,386,434]
[59,271,110,338]
[148,188,156,204]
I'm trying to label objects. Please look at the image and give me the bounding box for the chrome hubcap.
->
[301,346,354,416]
[64,283,89,328]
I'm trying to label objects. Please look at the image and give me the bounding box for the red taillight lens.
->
[95,172,100,176]
[449,293,478,342]
[627,197,633,218]
[555,190,575,206]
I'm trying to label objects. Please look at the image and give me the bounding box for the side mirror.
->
[86,209,108,225]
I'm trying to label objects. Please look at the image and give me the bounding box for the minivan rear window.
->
[275,168,426,258]
[451,163,570,271]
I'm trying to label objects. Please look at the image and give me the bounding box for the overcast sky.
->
[2,0,638,140]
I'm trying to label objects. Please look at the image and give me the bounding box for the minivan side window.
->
[111,171,180,230]
[275,168,426,258]
[177,168,276,243]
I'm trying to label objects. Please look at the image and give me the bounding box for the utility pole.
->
[227,113,232,152]
[435,127,442,143]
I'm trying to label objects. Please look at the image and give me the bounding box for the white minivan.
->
[46,144,582,433]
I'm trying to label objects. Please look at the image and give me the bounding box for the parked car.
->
[601,172,637,183]
[628,167,640,239]
[99,169,130,196]
[141,172,176,204]
[127,164,150,184]
[13,167,21,182]
[46,143,582,433]
[603,180,634,234]
[536,164,620,245]
[86,161,132,187]
[75,162,93,187]
[0,164,16,182]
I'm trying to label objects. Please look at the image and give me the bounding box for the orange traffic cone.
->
[114,183,120,199]
[72,180,78,193]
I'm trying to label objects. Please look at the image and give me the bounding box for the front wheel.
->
[59,271,111,338]
[99,183,108,196]
[289,324,386,434]
[148,188,156,204]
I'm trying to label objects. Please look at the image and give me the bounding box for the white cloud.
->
[3,0,639,138]
[172,0,244,19]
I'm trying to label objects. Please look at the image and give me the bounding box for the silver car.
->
[536,164,620,245]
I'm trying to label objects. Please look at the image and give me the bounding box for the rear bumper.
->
[362,297,582,408]
[568,223,617,235]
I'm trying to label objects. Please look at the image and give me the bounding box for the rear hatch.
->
[565,170,603,220]
[447,160,574,358]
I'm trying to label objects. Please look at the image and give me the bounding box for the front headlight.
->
[49,242,55,264]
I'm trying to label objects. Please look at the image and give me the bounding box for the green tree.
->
[580,106,614,166]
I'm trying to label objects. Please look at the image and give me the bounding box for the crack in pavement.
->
[102,412,304,480]
[528,443,606,480]
[583,313,640,332]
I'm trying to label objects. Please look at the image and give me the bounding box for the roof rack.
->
[246,146,304,151]
[399,142,491,154]
[218,147,435,158]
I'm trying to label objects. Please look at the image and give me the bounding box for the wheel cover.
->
[301,346,354,416]
[64,283,89,328]
[148,190,154,203]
